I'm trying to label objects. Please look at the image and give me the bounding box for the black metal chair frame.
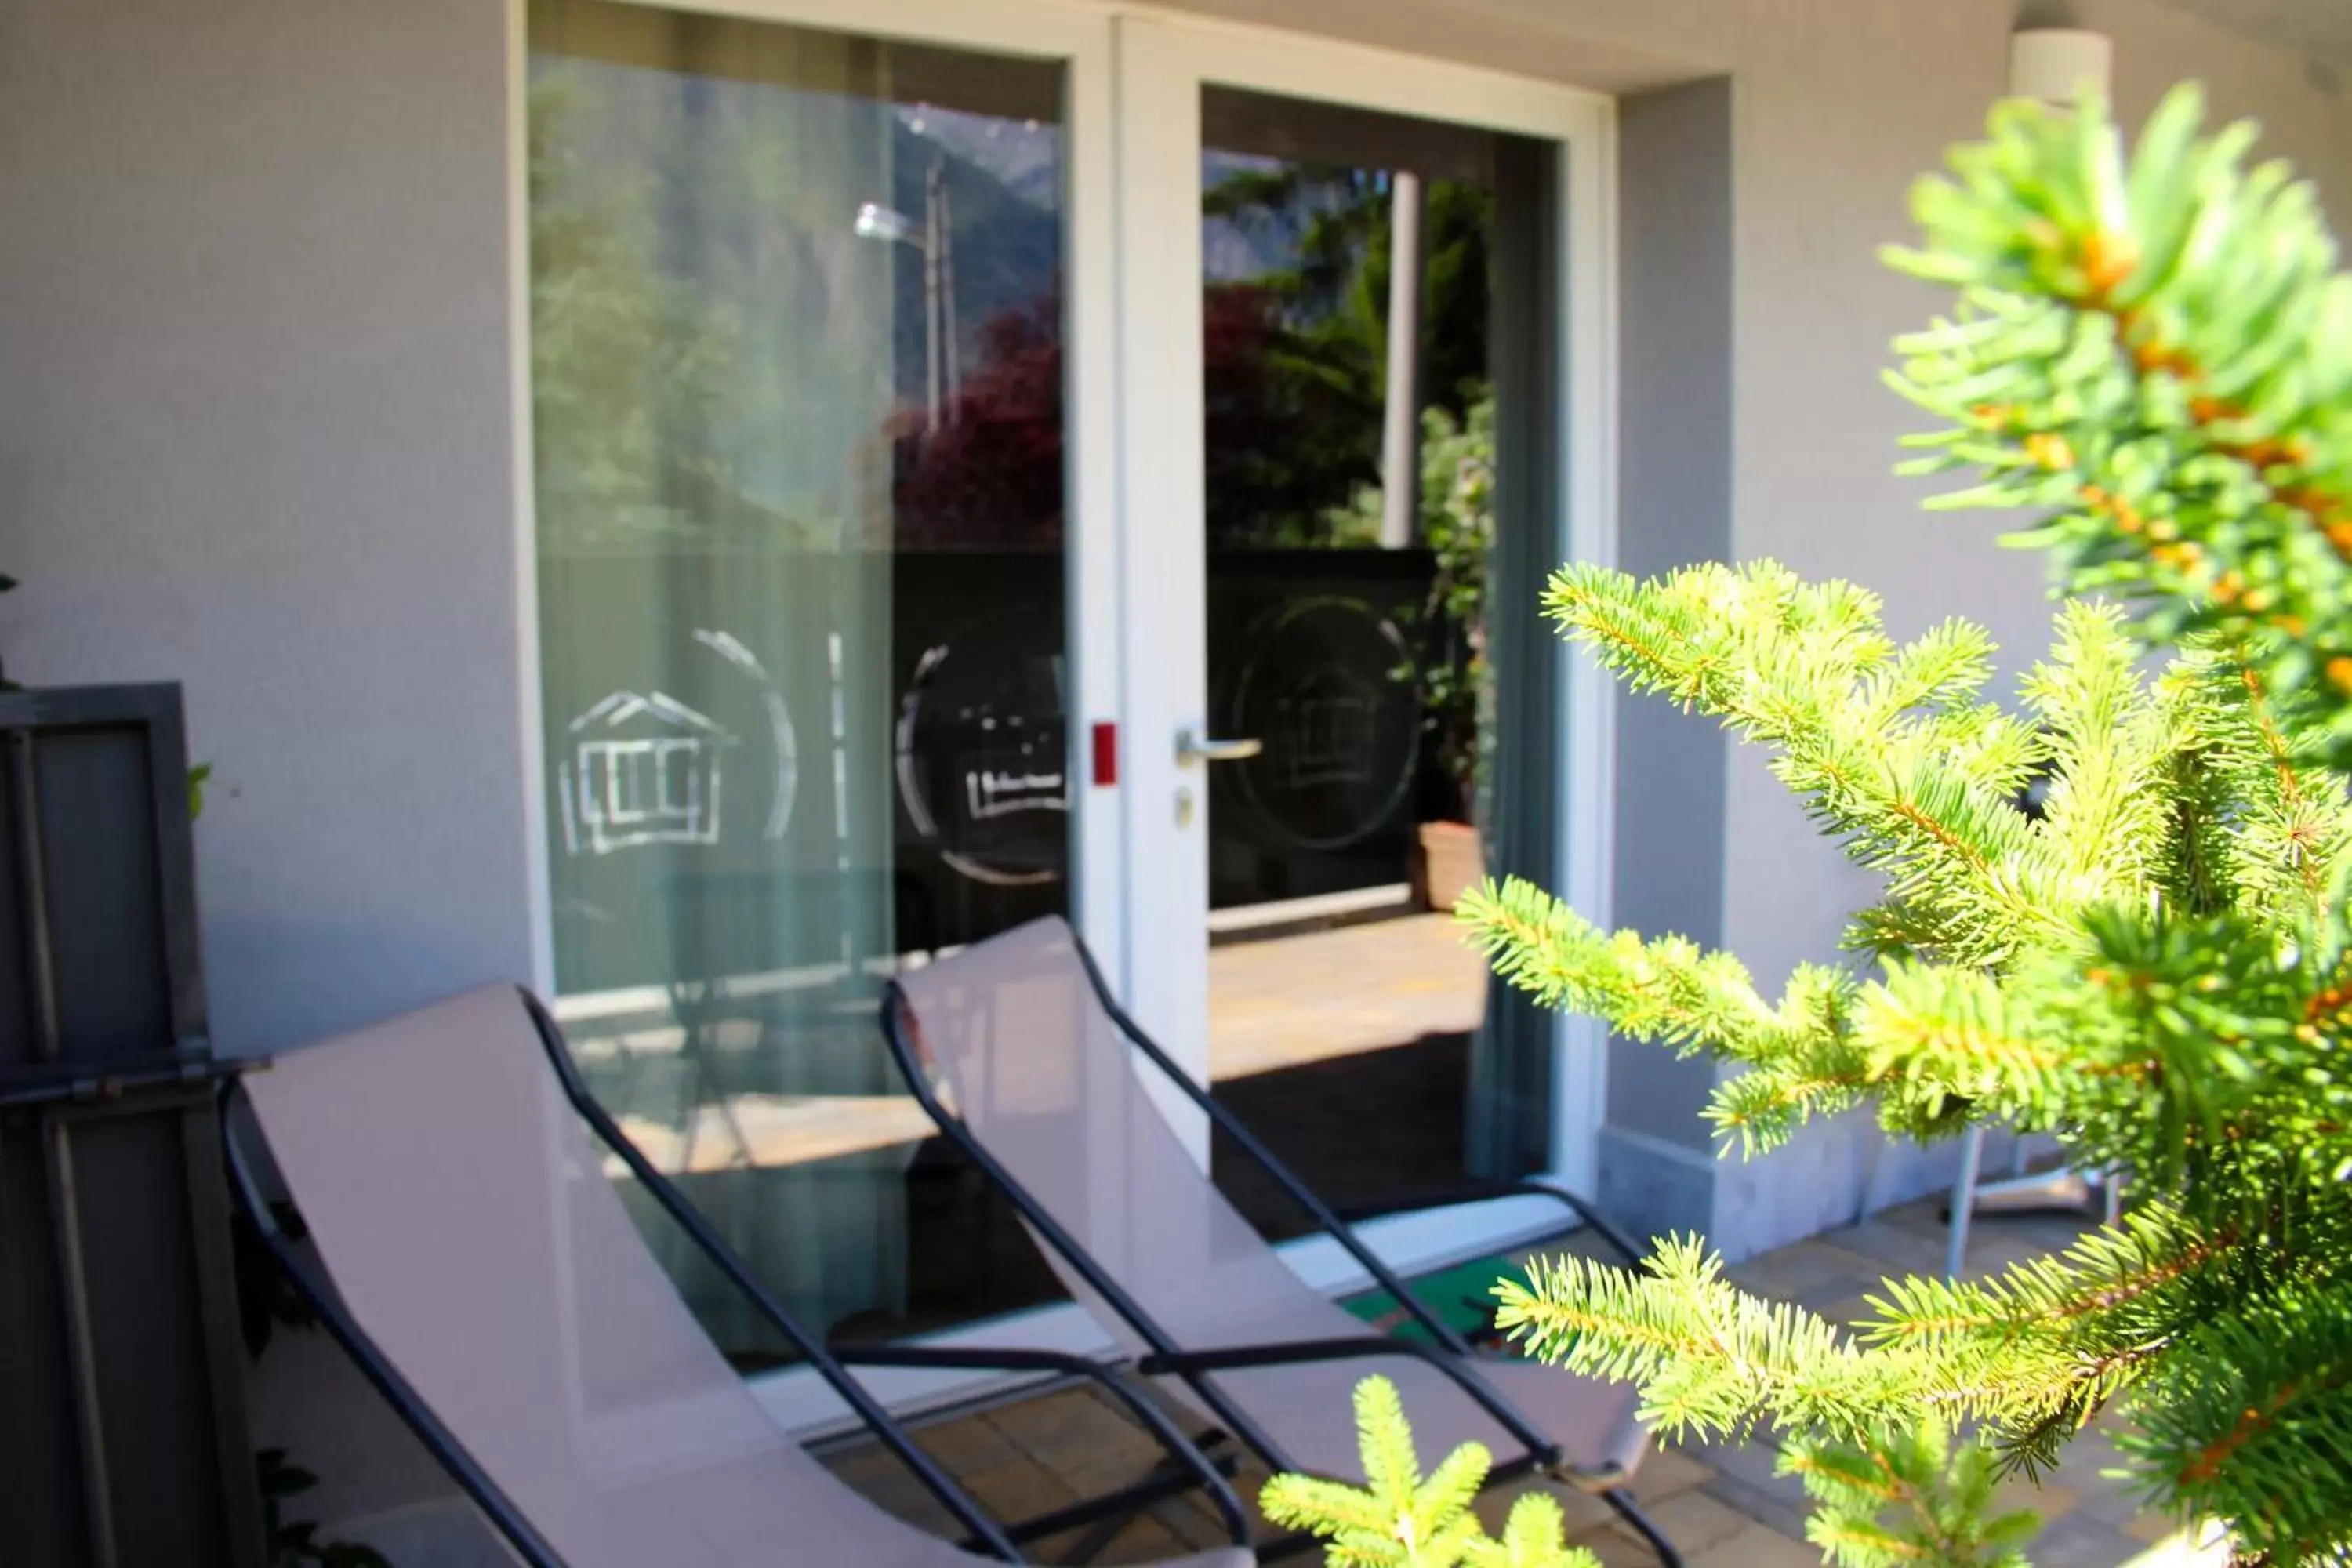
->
[223,987,1251,1568]
[880,934,1682,1568]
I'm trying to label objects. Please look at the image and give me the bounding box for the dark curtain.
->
[1464,134,1562,1178]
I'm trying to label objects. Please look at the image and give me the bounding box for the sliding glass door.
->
[525,0,1114,1361]
[1111,24,1616,1229]
[522,0,1608,1374]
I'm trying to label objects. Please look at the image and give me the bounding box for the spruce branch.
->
[1885,82,2352,768]
[1545,562,2066,969]
[1451,85,2352,1563]
[1783,1419,2040,1568]
[1260,1377,1602,1568]
[1457,877,1870,1152]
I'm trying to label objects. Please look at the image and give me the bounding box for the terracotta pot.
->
[1411,819,1486,913]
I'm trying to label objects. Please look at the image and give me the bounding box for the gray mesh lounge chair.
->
[230,985,1253,1568]
[883,917,1679,1566]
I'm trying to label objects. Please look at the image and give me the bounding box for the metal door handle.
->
[1176,728,1263,766]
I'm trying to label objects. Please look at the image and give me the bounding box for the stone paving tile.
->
[1685,1521,1828,1568]
[2122,1509,2189,1545]
[1058,1445,1243,1553]
[1617,1444,1715,1505]
[821,1443,960,1537]
[989,1386,1161,1473]
[2023,1512,2152,1568]
[1602,1487,1753,1558]
[1694,1469,1813,1543]
[1209,913,1487,1080]
[906,1403,1033,1478]
[1036,1512,1189,1564]
[1566,1520,1675,1568]
[1472,1474,1622,1539]
[1831,1214,1969,1278]
[1724,1237,1883,1302]
[956,1457,1082,1527]
[2001,1476,2082,1528]
[825,1194,2176,1565]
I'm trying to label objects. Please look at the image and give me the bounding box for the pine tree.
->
[1451,85,2352,1566]
[1784,1417,2038,1568]
[1261,1377,1600,1568]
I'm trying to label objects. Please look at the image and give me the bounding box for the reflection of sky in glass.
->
[894,103,1062,209]
[866,102,1065,411]
[528,53,1066,528]
[1200,152,1370,292]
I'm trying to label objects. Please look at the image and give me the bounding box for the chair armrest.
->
[1133,1334,1561,1469]
[829,1344,1250,1548]
[1331,1179,1646,1266]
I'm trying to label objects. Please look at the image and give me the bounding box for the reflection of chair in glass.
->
[883,918,1681,1566]
[647,870,922,1351]
[1269,680,1379,791]
[230,986,1253,1567]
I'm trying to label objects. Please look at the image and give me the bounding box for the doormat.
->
[1341,1252,1530,1344]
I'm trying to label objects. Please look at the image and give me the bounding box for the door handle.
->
[1176,728,1264,766]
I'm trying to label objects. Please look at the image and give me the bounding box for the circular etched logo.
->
[1219,596,1418,852]
[896,610,1067,887]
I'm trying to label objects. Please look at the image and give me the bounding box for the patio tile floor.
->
[822,1192,2201,1565]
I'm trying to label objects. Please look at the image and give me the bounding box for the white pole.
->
[1378,170,1424,550]
[924,154,944,434]
[939,165,960,423]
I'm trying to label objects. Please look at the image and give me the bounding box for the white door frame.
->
[1109,14,1619,1200]
[509,0,1620,1436]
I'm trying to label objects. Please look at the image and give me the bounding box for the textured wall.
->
[1598,77,1737,1249]
[0,0,535,1056]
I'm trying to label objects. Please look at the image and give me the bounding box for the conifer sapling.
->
[1453,83,2352,1566]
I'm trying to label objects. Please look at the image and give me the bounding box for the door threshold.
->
[1207,883,1418,946]
[753,1189,1577,1439]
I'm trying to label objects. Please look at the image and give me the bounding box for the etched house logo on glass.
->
[559,690,735,856]
[1269,667,1379,789]
[960,719,1065,825]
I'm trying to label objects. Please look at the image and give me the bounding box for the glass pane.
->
[1200,88,1555,1234]
[528,0,1070,1359]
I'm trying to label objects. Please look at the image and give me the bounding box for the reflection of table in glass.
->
[607,1094,935,1176]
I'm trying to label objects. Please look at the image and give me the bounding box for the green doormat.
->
[1341,1253,1523,1343]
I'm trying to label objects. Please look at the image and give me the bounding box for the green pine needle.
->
[1261,1378,1602,1568]
[1448,83,2352,1566]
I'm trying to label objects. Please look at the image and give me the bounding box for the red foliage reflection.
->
[891,284,1317,551]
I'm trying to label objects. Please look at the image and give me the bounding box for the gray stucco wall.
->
[0,0,535,1056]
[4,0,2350,1250]
[1597,76,1736,1247]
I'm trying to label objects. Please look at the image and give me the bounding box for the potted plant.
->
[1400,390,1494,912]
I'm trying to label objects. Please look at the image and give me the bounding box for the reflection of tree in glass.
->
[884,278,1400,553]
[528,74,746,544]
[884,161,1497,557]
[1329,391,1495,825]
[891,291,1065,550]
[1200,162,1492,548]
[532,68,908,547]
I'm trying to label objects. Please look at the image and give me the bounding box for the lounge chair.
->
[230,985,1254,1567]
[882,917,1679,1566]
